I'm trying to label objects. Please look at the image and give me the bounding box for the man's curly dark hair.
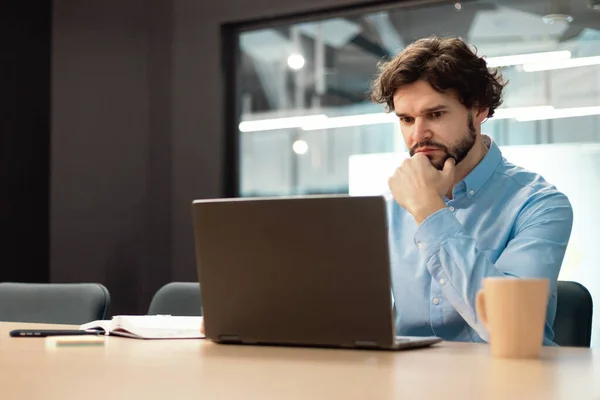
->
[370,36,507,118]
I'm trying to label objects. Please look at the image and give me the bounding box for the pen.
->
[9,329,103,337]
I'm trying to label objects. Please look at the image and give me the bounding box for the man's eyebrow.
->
[395,104,448,118]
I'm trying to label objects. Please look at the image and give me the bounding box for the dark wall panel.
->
[51,0,172,314]
[0,2,51,283]
[51,0,384,314]
[143,0,174,314]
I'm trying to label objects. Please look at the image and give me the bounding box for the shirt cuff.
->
[413,207,464,255]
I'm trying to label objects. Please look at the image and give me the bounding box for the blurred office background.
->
[238,0,600,196]
[236,0,600,346]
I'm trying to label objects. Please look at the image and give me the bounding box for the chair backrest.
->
[553,281,593,347]
[0,282,111,325]
[148,282,202,316]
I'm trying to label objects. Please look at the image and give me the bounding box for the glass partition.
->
[236,0,600,346]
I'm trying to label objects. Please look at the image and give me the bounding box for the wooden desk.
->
[1,322,598,399]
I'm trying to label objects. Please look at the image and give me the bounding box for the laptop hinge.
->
[354,340,378,348]
[218,334,241,343]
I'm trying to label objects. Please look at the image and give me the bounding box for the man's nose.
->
[412,117,432,143]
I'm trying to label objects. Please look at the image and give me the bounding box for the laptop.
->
[191,194,442,350]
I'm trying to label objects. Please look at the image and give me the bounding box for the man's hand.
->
[388,154,455,224]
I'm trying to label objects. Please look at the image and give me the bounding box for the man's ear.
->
[474,107,489,124]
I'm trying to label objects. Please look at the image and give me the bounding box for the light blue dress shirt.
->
[386,136,573,345]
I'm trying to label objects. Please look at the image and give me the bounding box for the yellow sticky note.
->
[45,335,106,349]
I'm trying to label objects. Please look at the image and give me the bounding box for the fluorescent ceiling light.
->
[302,107,555,130]
[516,106,600,121]
[485,50,571,67]
[239,114,327,132]
[301,107,554,130]
[492,106,555,120]
[301,113,397,130]
[522,56,600,72]
[239,105,600,133]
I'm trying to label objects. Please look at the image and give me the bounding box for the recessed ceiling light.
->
[287,54,305,70]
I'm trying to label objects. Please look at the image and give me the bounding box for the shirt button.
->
[448,206,455,212]
[440,278,446,285]
[417,242,424,249]
[469,190,475,196]
[432,297,440,305]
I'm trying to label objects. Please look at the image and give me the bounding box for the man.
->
[370,36,573,345]
[200,36,572,345]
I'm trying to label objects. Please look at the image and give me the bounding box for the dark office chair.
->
[553,281,593,347]
[0,282,111,325]
[148,282,202,316]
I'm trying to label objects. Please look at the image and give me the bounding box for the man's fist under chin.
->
[388,154,455,224]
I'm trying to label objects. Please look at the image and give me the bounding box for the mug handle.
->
[476,290,489,330]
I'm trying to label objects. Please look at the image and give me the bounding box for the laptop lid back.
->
[191,195,396,348]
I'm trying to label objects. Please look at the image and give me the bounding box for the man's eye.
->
[430,111,443,118]
[400,117,414,123]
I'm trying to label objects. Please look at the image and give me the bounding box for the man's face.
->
[393,80,482,170]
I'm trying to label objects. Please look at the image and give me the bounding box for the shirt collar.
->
[461,135,502,197]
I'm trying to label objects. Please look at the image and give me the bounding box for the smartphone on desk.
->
[9,329,102,337]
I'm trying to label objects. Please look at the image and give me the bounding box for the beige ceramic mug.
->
[476,277,549,358]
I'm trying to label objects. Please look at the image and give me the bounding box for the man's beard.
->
[409,113,477,170]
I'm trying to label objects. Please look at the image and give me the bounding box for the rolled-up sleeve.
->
[413,191,573,344]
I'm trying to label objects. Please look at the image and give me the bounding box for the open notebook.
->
[79,315,205,339]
